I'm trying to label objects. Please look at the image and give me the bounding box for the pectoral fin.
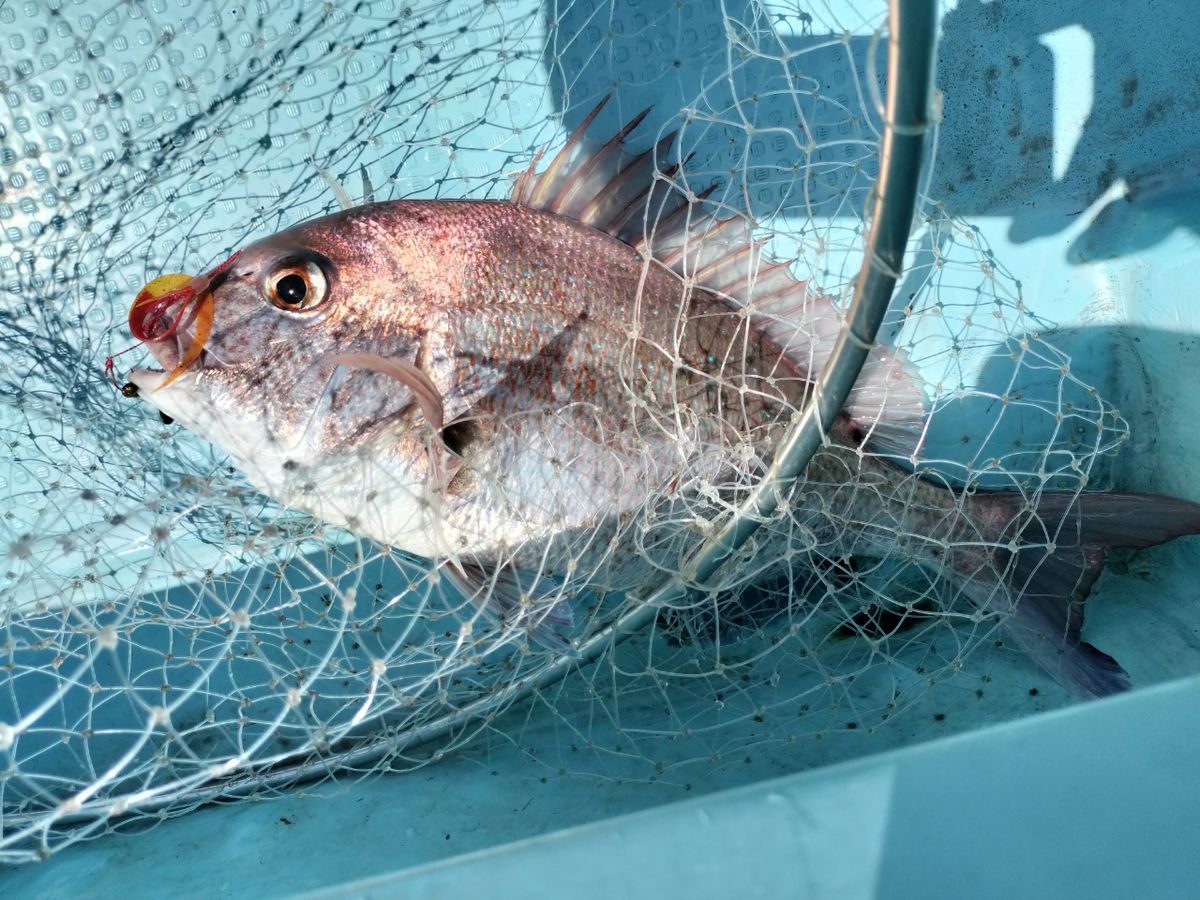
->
[443,561,578,656]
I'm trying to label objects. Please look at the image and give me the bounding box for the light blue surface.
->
[1,0,1199,895]
[303,672,1200,900]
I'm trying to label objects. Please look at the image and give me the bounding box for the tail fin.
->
[970,491,1200,697]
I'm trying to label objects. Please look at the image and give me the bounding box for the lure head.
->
[129,270,223,389]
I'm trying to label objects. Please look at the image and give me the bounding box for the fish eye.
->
[264,259,329,312]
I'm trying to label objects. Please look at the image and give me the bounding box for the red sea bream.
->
[126,98,1200,694]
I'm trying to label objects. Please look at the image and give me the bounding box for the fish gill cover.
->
[0,0,1176,863]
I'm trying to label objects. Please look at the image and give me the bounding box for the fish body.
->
[132,201,771,554]
[128,100,1200,693]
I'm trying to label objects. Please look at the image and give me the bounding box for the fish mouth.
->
[135,325,222,379]
[127,343,218,419]
[127,366,168,395]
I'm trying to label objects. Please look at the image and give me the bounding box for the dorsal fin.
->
[511,97,926,456]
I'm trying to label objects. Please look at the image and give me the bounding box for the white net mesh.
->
[0,0,1143,863]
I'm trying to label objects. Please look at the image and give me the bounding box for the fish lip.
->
[127,367,167,394]
[128,341,220,394]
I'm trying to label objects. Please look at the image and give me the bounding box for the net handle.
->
[684,0,939,585]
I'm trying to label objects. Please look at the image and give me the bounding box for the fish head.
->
[126,211,439,521]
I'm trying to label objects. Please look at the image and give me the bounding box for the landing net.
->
[0,0,1127,861]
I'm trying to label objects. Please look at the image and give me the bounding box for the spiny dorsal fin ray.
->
[513,95,612,210]
[510,96,926,455]
[551,105,652,215]
[605,154,691,243]
[580,132,679,231]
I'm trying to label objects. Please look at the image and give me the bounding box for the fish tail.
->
[964,490,1200,697]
